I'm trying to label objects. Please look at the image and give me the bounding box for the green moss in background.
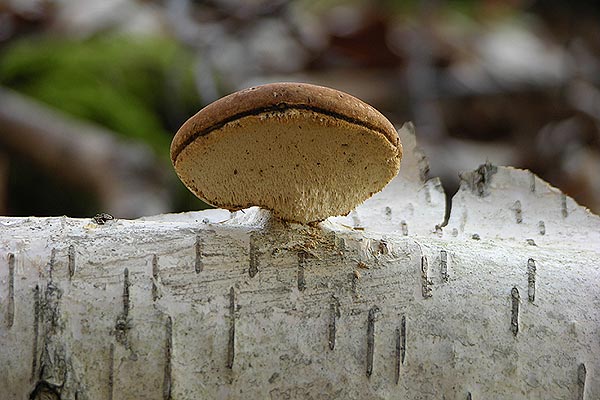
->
[0,34,215,213]
[0,34,201,156]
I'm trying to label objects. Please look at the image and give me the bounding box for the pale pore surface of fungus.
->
[174,109,400,223]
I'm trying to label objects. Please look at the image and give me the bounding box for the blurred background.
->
[1,0,599,219]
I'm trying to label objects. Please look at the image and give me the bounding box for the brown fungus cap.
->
[171,82,402,223]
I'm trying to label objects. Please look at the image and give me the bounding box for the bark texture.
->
[1,126,599,399]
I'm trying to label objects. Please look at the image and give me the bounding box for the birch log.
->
[1,126,599,400]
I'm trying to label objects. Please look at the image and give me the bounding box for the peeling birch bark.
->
[1,128,599,400]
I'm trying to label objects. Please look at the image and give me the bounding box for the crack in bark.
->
[297,251,307,292]
[7,253,14,328]
[527,259,536,302]
[226,288,236,369]
[67,245,75,280]
[164,316,173,400]
[366,306,379,378]
[328,296,340,351]
[511,287,520,336]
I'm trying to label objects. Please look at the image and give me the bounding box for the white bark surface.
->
[1,127,599,400]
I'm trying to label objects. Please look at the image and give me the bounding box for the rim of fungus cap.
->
[171,82,402,223]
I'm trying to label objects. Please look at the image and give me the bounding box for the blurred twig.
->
[404,3,447,140]
[0,87,171,218]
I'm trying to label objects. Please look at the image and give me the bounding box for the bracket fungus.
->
[171,82,402,223]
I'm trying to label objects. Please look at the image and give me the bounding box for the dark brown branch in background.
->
[0,87,171,218]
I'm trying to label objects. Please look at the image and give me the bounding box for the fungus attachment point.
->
[171,82,402,223]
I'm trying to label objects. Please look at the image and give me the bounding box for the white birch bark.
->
[1,126,599,399]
